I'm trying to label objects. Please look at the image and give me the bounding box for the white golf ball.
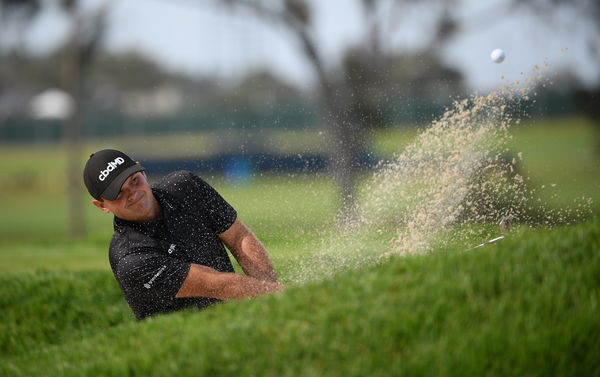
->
[490,49,505,63]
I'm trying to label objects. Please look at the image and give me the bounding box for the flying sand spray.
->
[285,60,591,284]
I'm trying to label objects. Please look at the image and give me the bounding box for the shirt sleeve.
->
[188,172,237,234]
[114,250,191,305]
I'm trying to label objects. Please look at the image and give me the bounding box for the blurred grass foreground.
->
[1,217,599,376]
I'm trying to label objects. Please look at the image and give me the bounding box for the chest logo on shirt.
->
[168,244,176,254]
[144,265,167,289]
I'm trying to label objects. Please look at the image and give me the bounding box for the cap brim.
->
[100,165,145,200]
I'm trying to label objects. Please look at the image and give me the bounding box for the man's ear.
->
[92,199,111,214]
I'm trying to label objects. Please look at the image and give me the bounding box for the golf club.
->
[471,215,514,249]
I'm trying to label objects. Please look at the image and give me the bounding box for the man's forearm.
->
[236,233,278,282]
[175,264,283,300]
[221,220,278,282]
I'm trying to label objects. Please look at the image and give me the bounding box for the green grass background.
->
[0,117,599,375]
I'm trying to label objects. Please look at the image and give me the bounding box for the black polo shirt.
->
[108,170,237,320]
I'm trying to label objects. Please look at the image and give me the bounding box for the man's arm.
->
[219,219,278,283]
[175,264,283,300]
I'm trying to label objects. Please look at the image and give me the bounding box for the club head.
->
[499,215,514,234]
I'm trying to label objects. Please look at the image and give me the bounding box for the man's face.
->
[92,171,158,222]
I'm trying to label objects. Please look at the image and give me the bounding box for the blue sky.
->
[9,0,599,91]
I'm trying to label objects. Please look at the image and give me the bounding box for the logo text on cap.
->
[98,157,125,181]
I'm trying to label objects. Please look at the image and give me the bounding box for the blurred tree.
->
[0,53,63,88]
[219,69,306,109]
[0,0,45,118]
[511,0,599,58]
[0,0,40,55]
[91,51,175,91]
[219,0,463,220]
[90,53,307,116]
[511,0,600,152]
[89,50,191,116]
[0,50,187,119]
[61,1,109,239]
[0,0,110,238]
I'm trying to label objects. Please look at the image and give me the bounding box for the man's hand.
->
[219,219,278,283]
[175,264,283,300]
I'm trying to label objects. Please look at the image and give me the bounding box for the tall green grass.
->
[1,218,599,376]
[0,271,129,358]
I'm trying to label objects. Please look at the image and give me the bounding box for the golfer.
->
[84,149,283,320]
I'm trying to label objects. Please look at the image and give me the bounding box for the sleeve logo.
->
[143,265,167,289]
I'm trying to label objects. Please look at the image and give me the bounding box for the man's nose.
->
[127,188,137,201]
